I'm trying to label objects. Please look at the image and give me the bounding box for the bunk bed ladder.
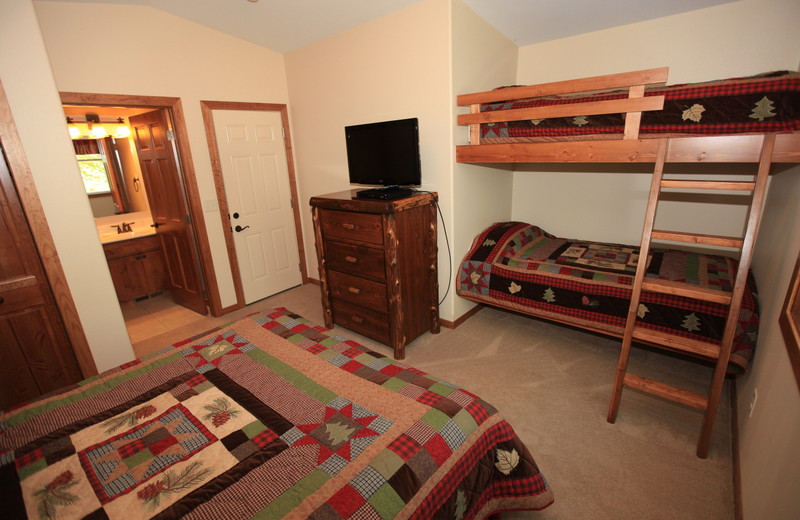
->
[607,134,776,458]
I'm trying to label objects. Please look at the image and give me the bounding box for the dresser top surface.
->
[309,190,437,214]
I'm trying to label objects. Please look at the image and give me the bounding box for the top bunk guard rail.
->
[456,67,800,164]
[458,67,669,142]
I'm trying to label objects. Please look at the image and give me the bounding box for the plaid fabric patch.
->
[482,71,800,138]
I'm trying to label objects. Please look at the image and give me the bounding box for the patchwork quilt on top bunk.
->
[479,70,800,141]
[458,222,758,374]
[0,308,553,519]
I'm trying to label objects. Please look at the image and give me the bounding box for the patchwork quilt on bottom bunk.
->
[0,308,553,519]
[458,222,758,374]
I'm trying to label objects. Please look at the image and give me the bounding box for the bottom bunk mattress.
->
[457,222,758,374]
[0,308,553,519]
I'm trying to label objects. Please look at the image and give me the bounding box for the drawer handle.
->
[352,315,364,324]
[341,223,355,230]
[345,256,358,264]
[348,287,361,295]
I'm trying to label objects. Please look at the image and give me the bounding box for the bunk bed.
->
[0,308,553,519]
[456,67,800,458]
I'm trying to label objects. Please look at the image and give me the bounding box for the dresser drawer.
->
[325,241,385,279]
[331,299,390,345]
[328,270,388,312]
[320,209,383,245]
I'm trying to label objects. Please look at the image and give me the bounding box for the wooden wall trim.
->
[0,82,97,377]
[200,100,309,312]
[60,92,221,316]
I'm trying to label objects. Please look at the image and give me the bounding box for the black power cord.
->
[410,188,452,306]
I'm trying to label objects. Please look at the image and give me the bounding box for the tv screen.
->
[345,118,421,186]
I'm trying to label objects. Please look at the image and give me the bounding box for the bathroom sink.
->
[99,228,156,244]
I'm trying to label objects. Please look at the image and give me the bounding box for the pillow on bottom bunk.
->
[457,222,758,374]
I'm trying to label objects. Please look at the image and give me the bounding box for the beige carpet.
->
[128,283,735,519]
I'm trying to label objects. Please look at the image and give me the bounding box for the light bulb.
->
[90,125,108,139]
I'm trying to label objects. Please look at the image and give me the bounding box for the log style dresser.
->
[310,190,440,359]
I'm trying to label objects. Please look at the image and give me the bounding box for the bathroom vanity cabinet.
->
[103,234,167,302]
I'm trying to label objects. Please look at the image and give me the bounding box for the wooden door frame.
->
[200,100,308,312]
[0,82,98,378]
[60,92,222,315]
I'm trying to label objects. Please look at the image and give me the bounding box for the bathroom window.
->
[76,153,112,194]
[72,138,126,215]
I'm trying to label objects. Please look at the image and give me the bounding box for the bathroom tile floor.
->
[120,284,320,358]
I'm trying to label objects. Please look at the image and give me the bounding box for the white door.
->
[213,109,302,304]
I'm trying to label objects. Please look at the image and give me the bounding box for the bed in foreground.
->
[0,308,552,519]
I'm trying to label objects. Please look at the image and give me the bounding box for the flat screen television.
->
[345,117,421,187]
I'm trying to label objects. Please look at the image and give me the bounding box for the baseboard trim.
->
[442,303,483,329]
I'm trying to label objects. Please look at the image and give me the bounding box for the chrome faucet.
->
[111,222,135,234]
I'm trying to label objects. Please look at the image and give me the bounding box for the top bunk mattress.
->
[479,71,800,142]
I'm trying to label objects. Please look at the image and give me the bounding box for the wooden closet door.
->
[0,146,82,410]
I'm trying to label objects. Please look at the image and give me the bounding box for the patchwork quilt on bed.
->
[479,70,800,141]
[0,308,552,519]
[458,222,758,374]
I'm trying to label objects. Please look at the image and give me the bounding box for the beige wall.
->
[451,0,517,318]
[740,167,800,520]
[513,0,800,517]
[34,0,291,310]
[512,0,800,245]
[285,0,455,317]
[0,0,133,371]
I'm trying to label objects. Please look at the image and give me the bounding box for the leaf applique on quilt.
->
[454,490,468,520]
[750,96,776,121]
[509,281,522,294]
[495,448,520,475]
[530,118,544,125]
[682,103,706,122]
[137,462,212,509]
[681,313,701,332]
[102,404,157,434]
[34,470,80,520]
[470,271,482,285]
[637,304,649,319]
[572,116,589,126]
[542,287,556,303]
[483,238,496,247]
[202,397,240,427]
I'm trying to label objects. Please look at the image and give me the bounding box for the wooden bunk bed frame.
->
[456,67,800,458]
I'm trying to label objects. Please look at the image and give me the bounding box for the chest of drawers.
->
[310,190,439,359]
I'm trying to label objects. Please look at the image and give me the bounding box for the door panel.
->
[213,109,302,304]
[0,147,82,409]
[129,110,207,314]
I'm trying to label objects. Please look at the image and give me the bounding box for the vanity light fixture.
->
[66,114,131,140]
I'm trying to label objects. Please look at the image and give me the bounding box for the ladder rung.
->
[660,180,755,191]
[642,278,732,305]
[623,373,708,410]
[651,230,744,248]
[632,327,720,359]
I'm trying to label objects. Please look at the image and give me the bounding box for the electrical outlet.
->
[748,388,758,417]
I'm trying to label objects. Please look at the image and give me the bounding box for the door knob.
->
[234,225,250,232]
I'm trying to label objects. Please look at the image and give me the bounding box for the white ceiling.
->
[38,0,738,53]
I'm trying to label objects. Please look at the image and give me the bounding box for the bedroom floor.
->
[121,283,736,520]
